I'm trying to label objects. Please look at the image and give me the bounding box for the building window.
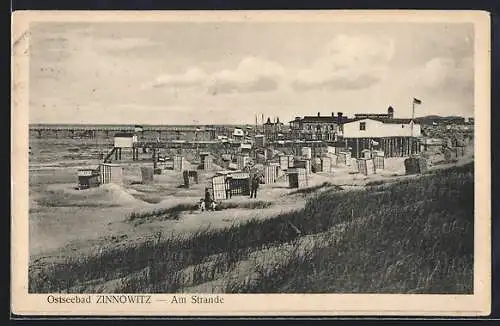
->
[359,122,366,131]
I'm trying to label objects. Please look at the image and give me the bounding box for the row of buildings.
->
[257,106,473,158]
[261,107,474,143]
[262,107,419,142]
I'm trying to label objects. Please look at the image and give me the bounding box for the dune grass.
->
[288,182,343,196]
[128,193,165,204]
[218,201,274,210]
[127,204,197,221]
[227,163,474,294]
[127,200,274,222]
[29,163,474,294]
[35,189,122,208]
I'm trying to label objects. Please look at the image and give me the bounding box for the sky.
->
[29,22,474,125]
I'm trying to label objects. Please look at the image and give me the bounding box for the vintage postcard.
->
[11,10,491,316]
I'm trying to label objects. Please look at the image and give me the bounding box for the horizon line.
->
[28,114,472,126]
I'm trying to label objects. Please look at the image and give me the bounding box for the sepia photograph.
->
[11,10,491,316]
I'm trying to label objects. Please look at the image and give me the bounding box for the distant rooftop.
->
[114,132,135,137]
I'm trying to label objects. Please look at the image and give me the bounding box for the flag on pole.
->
[413,98,422,105]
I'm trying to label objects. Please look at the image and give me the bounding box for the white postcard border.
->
[11,10,491,316]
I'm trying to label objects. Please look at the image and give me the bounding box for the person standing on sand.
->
[225,176,233,199]
[250,174,260,199]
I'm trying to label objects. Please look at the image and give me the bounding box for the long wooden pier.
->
[29,124,234,140]
[29,124,218,132]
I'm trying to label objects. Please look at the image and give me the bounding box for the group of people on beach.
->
[199,188,218,212]
[199,173,262,212]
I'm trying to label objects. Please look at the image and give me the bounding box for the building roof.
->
[289,116,350,124]
[354,113,392,118]
[343,117,416,124]
[289,115,416,125]
[373,118,415,124]
[114,132,135,137]
[302,116,336,123]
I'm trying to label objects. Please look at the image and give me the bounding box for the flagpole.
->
[410,98,415,157]
[255,114,257,137]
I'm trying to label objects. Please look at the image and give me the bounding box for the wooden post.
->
[356,138,360,158]
[153,147,157,170]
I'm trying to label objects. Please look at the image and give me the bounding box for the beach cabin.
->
[114,132,137,148]
[77,168,100,190]
[99,163,123,185]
